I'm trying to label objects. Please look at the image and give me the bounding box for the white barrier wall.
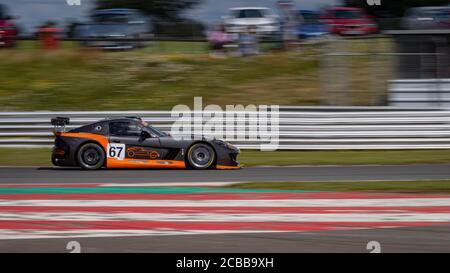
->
[1,107,450,150]
[389,79,450,107]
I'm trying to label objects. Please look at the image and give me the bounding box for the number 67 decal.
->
[107,143,126,160]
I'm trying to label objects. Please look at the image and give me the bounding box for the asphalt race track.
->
[2,225,450,253]
[2,164,450,184]
[1,164,450,253]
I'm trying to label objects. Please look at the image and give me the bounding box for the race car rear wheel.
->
[186,143,216,170]
[77,143,105,170]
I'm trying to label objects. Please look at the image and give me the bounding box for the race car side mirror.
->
[140,130,151,140]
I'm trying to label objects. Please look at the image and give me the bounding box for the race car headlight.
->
[214,139,235,150]
[215,139,227,147]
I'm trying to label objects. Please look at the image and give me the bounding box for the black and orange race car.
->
[51,117,240,170]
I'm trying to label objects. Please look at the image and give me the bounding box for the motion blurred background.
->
[2,0,450,166]
[3,1,450,253]
[0,0,449,111]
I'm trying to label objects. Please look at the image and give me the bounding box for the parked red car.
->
[321,7,378,36]
[0,7,18,47]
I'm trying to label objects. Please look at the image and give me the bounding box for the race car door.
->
[107,120,163,167]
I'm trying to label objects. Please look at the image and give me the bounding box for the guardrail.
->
[389,79,450,107]
[1,107,450,150]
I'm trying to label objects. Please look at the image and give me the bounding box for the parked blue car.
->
[296,10,328,39]
[76,9,153,50]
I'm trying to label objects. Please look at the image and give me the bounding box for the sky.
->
[2,0,341,33]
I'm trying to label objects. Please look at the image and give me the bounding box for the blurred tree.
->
[95,0,202,19]
[344,0,450,17]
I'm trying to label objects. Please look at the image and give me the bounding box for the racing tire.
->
[77,143,105,170]
[186,143,216,170]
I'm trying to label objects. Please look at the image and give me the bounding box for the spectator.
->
[277,0,298,50]
[38,21,62,50]
[238,25,259,56]
[207,24,232,57]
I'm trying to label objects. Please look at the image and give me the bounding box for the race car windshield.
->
[136,120,167,137]
[146,125,168,137]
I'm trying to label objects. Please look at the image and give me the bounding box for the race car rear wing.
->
[51,117,70,133]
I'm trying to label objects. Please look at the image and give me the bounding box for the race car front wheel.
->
[187,143,216,170]
[77,143,105,170]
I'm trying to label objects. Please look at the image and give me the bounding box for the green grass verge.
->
[1,148,450,167]
[239,150,450,166]
[228,181,450,193]
[0,40,391,111]
[0,148,52,166]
